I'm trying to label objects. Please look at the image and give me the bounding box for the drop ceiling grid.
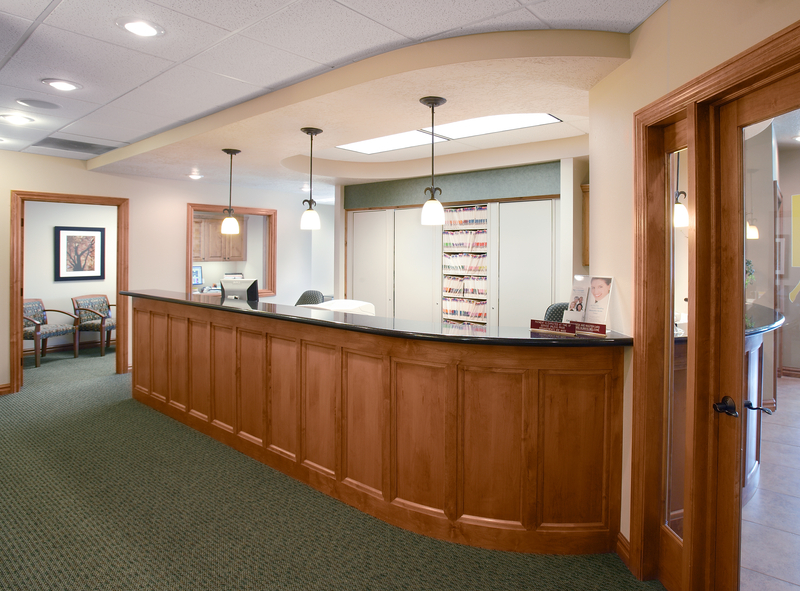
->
[239,0,411,66]
[527,0,667,33]
[42,0,233,62]
[0,0,54,21]
[0,12,33,58]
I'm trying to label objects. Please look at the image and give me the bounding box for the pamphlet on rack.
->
[562,275,614,329]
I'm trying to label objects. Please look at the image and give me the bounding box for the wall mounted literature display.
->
[441,205,489,335]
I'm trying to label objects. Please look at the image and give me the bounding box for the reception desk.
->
[123,289,632,554]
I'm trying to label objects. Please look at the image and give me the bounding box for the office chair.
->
[295,290,325,306]
[544,302,569,323]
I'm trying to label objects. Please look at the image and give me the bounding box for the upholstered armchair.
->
[22,298,80,367]
[71,294,116,357]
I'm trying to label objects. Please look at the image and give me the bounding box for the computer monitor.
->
[223,272,244,279]
[220,278,259,302]
[191,265,203,286]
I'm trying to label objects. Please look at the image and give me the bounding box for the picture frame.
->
[54,226,105,282]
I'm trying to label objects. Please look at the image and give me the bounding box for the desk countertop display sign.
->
[54,226,105,281]
[563,275,614,326]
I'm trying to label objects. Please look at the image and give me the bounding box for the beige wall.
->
[1,151,315,383]
[590,0,800,539]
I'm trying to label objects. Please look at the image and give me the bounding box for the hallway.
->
[741,377,800,589]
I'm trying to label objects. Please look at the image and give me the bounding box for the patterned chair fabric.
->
[72,295,116,357]
[544,302,569,323]
[22,298,80,367]
[295,290,325,305]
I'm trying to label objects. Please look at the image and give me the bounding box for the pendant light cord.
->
[430,102,435,190]
[228,150,233,212]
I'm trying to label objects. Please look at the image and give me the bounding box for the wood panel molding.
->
[129,295,627,554]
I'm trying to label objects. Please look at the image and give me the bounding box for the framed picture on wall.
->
[54,226,105,281]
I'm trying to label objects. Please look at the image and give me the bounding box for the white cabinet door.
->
[498,200,553,327]
[394,207,441,323]
[351,210,393,318]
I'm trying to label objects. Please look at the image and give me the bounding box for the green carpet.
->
[1,350,665,590]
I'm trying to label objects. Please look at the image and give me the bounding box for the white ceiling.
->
[0,0,666,200]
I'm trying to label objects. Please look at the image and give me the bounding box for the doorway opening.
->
[10,191,130,393]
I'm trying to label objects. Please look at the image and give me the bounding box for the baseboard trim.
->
[780,366,800,379]
[0,383,11,396]
[616,531,632,569]
[22,339,116,357]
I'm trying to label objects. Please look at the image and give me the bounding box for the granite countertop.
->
[121,289,633,348]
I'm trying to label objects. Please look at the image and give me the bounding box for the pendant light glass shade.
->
[420,96,446,226]
[300,127,323,230]
[221,215,239,234]
[673,202,689,228]
[421,196,445,225]
[746,221,760,240]
[300,207,321,230]
[221,148,241,235]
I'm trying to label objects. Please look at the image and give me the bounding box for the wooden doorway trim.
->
[185,203,277,297]
[10,191,130,392]
[631,20,800,590]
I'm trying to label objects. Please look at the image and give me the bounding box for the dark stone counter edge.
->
[121,290,634,348]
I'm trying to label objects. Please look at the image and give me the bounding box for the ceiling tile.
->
[0,122,50,145]
[0,24,174,103]
[334,0,523,40]
[0,0,53,20]
[115,64,265,119]
[44,0,231,62]
[241,0,409,66]
[147,0,296,32]
[0,12,32,58]
[62,103,181,142]
[186,34,325,89]
[425,8,548,41]
[527,0,666,33]
[0,82,101,119]
[106,86,193,121]
[0,106,74,131]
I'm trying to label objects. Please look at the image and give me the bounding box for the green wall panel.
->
[344,161,560,210]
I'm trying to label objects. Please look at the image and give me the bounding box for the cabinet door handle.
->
[743,401,773,415]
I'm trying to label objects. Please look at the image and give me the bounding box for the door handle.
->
[743,401,773,415]
[713,396,739,417]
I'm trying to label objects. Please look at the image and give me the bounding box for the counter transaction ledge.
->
[123,289,633,555]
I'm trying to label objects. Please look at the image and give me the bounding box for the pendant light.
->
[221,148,241,235]
[420,96,446,226]
[673,154,688,228]
[300,127,322,230]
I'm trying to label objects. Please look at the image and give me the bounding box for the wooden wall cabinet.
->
[192,215,247,262]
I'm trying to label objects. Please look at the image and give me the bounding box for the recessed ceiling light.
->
[188,174,203,180]
[1,114,34,125]
[338,130,446,155]
[16,98,60,109]
[42,79,82,91]
[301,183,310,192]
[423,113,561,139]
[794,136,800,142]
[116,17,165,37]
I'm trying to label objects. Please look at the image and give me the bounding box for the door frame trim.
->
[10,191,130,391]
[631,19,800,589]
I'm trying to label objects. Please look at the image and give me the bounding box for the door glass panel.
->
[740,114,794,589]
[665,148,689,539]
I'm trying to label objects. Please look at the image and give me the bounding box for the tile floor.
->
[741,376,800,589]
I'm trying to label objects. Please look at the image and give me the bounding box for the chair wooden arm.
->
[43,309,79,320]
[23,316,42,333]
